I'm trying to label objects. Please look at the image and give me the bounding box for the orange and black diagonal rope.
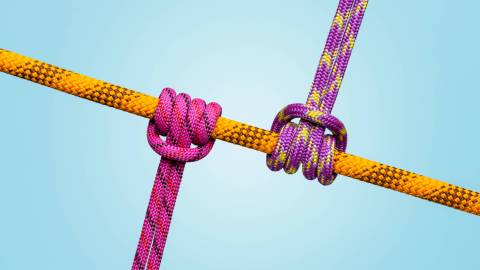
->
[1,48,479,216]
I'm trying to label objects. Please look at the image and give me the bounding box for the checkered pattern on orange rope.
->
[1,48,479,216]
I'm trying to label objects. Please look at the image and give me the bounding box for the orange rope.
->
[1,48,479,216]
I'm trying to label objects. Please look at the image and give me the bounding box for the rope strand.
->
[1,48,479,216]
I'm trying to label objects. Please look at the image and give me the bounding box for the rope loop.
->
[147,88,222,162]
[267,103,347,185]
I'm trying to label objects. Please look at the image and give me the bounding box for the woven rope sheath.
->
[1,48,479,216]
[335,152,480,214]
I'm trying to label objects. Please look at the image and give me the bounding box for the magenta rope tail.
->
[132,88,222,270]
[267,0,368,184]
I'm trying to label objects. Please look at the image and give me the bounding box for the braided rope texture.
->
[268,0,367,184]
[335,151,480,215]
[0,48,159,118]
[1,48,479,216]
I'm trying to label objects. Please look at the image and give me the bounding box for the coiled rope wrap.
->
[147,88,221,162]
[134,88,221,269]
[268,104,347,184]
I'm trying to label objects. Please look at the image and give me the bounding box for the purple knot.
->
[147,88,222,162]
[267,103,347,185]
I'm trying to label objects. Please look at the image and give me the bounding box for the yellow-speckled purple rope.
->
[267,0,365,184]
[1,48,479,216]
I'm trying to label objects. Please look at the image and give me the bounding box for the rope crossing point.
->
[268,0,364,184]
[0,0,480,268]
[1,7,479,213]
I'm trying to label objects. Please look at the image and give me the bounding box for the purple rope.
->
[132,88,222,270]
[267,0,368,184]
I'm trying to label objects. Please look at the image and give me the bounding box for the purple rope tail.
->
[132,88,222,270]
[267,0,368,184]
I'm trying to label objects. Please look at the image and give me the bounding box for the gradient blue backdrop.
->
[1,0,479,269]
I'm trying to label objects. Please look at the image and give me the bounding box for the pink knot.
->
[147,88,222,162]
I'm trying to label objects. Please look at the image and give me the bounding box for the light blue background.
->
[1,0,479,269]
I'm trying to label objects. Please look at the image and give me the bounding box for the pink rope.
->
[132,88,222,270]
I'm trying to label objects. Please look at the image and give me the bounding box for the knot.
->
[267,103,347,185]
[147,88,222,162]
